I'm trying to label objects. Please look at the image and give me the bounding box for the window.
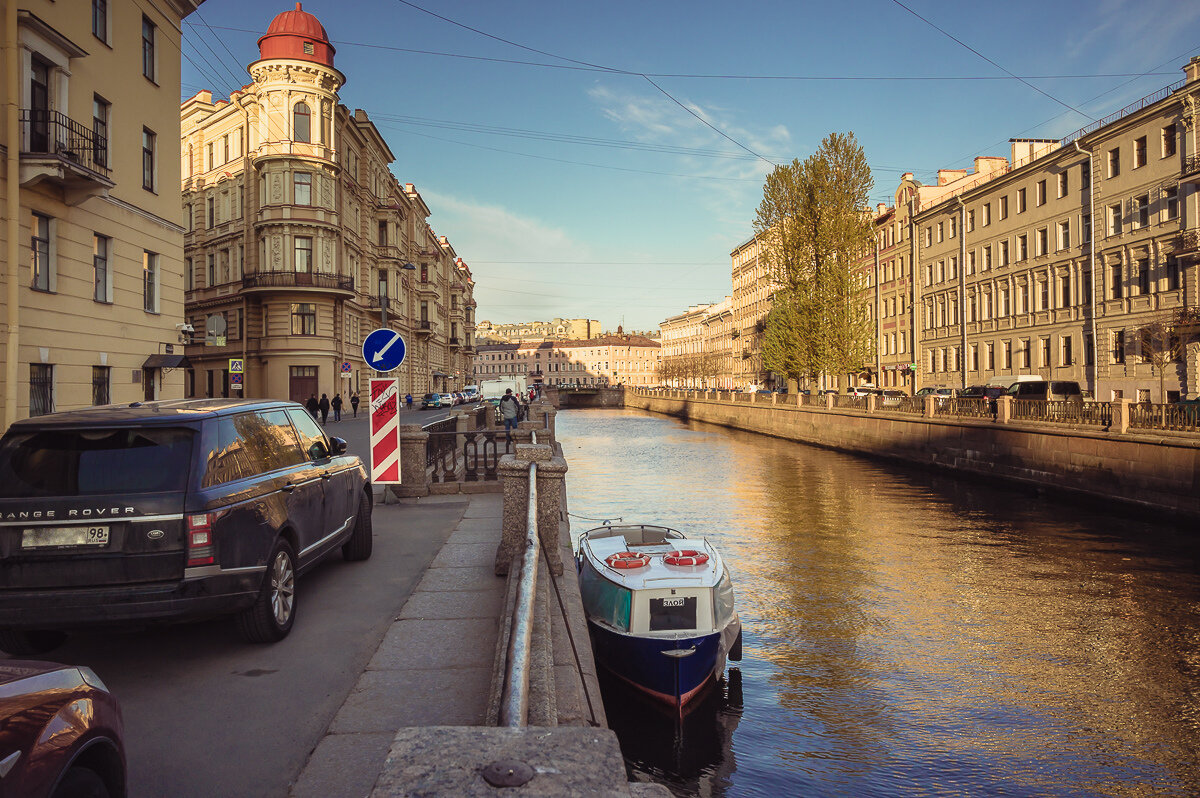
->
[986,342,995,370]
[1036,180,1046,206]
[1167,256,1180,291]
[1137,258,1150,295]
[999,285,1010,316]
[999,240,1009,266]
[378,221,387,246]
[1113,330,1125,363]
[141,16,156,81]
[1041,337,1051,367]
[291,303,316,335]
[295,172,312,205]
[1133,136,1146,168]
[30,212,51,292]
[982,203,991,226]
[1016,187,1027,214]
[1060,273,1071,307]
[983,245,992,270]
[93,234,110,302]
[1108,203,1122,237]
[1061,335,1073,366]
[998,196,1008,220]
[1038,278,1049,311]
[143,251,158,312]
[1081,160,1090,188]
[949,216,957,238]
[1165,187,1179,220]
[1019,283,1029,313]
[1134,195,1149,229]
[1082,213,1092,244]
[1037,228,1048,256]
[185,257,193,291]
[1111,264,1123,299]
[142,128,156,191]
[1057,172,1068,198]
[966,251,975,275]
[936,222,943,243]
[30,364,53,417]
[207,196,214,228]
[223,134,230,163]
[1020,339,1031,369]
[293,102,311,143]
[967,210,975,232]
[924,227,932,247]
[294,236,312,272]
[1017,234,1028,261]
[1162,124,1177,158]
[92,0,108,41]
[92,96,109,168]
[1003,341,1012,369]
[1058,220,1070,250]
[92,366,110,405]
[1107,147,1120,178]
[207,253,215,286]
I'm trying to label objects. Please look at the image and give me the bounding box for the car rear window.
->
[0,427,195,497]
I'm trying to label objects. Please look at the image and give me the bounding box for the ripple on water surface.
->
[559,408,1200,798]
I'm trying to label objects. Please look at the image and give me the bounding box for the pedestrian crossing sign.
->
[229,359,244,374]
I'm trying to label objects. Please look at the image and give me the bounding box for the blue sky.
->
[183,0,1200,332]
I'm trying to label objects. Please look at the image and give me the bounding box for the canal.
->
[558,408,1200,797]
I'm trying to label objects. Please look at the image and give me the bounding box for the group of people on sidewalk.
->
[305,392,361,424]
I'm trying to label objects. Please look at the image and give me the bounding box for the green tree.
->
[754,132,875,385]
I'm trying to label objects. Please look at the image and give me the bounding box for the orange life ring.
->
[605,551,651,569]
[664,549,709,567]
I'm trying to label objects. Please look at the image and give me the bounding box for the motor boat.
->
[576,523,742,709]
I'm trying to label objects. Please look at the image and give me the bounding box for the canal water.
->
[557,408,1200,798]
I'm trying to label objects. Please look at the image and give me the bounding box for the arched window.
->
[293,102,311,143]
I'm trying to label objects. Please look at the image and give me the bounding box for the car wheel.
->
[342,492,373,561]
[0,628,68,656]
[52,767,109,798]
[236,539,296,643]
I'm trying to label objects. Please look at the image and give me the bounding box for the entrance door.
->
[289,366,318,404]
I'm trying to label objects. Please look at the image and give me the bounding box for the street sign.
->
[362,328,407,373]
[369,378,401,484]
[229,358,243,374]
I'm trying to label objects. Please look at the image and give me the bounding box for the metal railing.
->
[832,395,867,409]
[1012,399,1111,427]
[500,459,539,727]
[936,397,991,418]
[1129,403,1200,433]
[20,109,111,177]
[243,271,354,292]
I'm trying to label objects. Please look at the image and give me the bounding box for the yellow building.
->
[1,0,200,427]
[181,4,474,403]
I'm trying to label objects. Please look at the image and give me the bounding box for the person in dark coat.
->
[331,394,343,422]
[306,394,319,419]
[318,393,330,424]
[350,393,360,417]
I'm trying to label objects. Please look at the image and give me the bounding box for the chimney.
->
[1185,56,1200,85]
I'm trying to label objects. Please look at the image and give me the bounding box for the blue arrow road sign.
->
[363,328,407,372]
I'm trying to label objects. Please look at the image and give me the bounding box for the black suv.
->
[0,399,372,655]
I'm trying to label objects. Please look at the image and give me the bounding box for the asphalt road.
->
[0,410,467,798]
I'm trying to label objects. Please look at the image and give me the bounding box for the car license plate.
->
[22,526,110,549]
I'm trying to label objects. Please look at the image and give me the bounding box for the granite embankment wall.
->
[625,389,1200,520]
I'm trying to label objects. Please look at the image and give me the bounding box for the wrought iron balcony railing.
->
[20,109,111,178]
[242,271,354,292]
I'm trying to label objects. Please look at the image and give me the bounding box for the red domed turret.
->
[258,3,335,68]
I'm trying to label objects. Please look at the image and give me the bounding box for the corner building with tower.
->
[182,3,475,403]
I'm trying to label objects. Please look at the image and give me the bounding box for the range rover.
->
[0,399,372,655]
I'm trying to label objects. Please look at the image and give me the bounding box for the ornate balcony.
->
[416,280,439,298]
[415,320,435,336]
[1183,154,1200,186]
[449,336,462,349]
[1180,230,1200,255]
[19,109,114,201]
[242,271,355,294]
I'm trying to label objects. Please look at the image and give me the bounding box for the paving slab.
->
[290,732,394,798]
[398,589,501,620]
[430,541,495,568]
[330,667,493,732]
[414,566,503,593]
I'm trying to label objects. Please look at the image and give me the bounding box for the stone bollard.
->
[923,394,936,418]
[996,395,1012,424]
[825,392,835,410]
[770,393,777,405]
[495,443,568,576]
[866,394,877,413]
[1111,399,1131,433]
[390,424,430,498]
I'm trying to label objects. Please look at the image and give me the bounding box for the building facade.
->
[1,0,200,428]
[473,335,660,388]
[913,60,1200,401]
[730,236,780,389]
[659,303,712,387]
[181,4,474,404]
[474,317,602,344]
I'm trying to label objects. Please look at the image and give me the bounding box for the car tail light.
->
[187,513,215,566]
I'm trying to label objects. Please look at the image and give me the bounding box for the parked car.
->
[0,399,373,655]
[420,393,441,409]
[1006,380,1083,404]
[846,385,876,397]
[439,393,456,407]
[879,389,907,407]
[0,659,126,798]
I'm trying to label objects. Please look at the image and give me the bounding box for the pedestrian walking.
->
[351,393,360,417]
[499,388,521,442]
[306,394,319,419]
[331,393,343,422]
[405,393,413,409]
[318,393,330,425]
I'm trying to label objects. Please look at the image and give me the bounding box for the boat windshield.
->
[579,559,631,632]
[714,568,735,626]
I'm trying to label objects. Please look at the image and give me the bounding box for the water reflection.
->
[561,408,1200,797]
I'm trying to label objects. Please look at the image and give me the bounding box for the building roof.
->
[258,3,335,68]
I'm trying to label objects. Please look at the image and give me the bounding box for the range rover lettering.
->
[0,399,373,655]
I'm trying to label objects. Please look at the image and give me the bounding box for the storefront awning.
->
[431,370,449,377]
[142,354,190,370]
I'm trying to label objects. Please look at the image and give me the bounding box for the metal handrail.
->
[501,460,539,727]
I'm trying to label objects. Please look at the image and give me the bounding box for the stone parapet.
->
[495,445,568,576]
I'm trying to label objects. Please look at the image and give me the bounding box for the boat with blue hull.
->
[576,524,741,709]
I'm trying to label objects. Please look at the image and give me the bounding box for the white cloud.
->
[420,191,590,265]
